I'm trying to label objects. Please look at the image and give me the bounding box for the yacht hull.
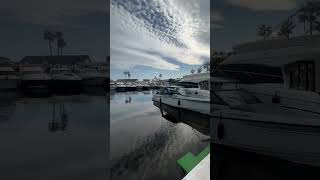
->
[82,77,106,86]
[50,80,82,93]
[211,110,320,167]
[0,79,19,90]
[21,80,50,89]
[152,95,210,115]
[116,86,126,92]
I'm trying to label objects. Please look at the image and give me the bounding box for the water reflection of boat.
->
[0,66,20,91]
[153,100,210,180]
[0,92,19,122]
[153,101,209,135]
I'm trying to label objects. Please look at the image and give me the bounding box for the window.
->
[285,61,315,91]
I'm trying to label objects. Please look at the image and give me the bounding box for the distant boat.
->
[75,67,106,86]
[152,73,213,115]
[49,67,82,92]
[115,82,126,92]
[20,66,51,90]
[110,82,116,91]
[0,66,20,90]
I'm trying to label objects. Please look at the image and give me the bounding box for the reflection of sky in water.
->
[110,91,209,180]
[0,93,109,180]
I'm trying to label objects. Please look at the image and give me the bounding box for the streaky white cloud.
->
[227,0,297,11]
[110,0,210,71]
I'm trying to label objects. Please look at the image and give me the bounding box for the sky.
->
[110,0,210,80]
[0,0,109,62]
[212,0,306,51]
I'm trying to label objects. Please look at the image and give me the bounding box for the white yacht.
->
[20,66,51,90]
[152,72,211,115]
[0,66,20,90]
[49,67,82,91]
[210,88,320,167]
[75,67,106,86]
[152,86,210,115]
[211,35,320,166]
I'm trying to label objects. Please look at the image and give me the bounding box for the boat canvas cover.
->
[222,35,320,67]
[180,73,209,83]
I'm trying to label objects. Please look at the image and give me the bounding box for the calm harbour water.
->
[2,89,320,180]
[110,90,209,180]
[0,89,109,180]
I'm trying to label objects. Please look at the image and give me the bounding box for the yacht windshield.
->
[161,87,181,95]
[215,90,261,106]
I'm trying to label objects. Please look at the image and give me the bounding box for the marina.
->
[0,56,109,93]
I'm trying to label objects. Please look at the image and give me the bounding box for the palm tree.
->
[55,31,64,55]
[159,73,162,80]
[203,61,210,72]
[191,69,195,74]
[127,71,131,79]
[43,30,55,56]
[278,19,296,38]
[58,38,67,56]
[257,24,272,40]
[123,71,128,79]
[197,67,202,73]
[298,1,319,35]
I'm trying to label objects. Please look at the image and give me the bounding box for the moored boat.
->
[20,66,51,91]
[0,66,20,91]
[49,67,82,92]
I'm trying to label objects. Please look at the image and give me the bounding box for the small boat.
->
[49,67,82,92]
[152,86,210,115]
[75,67,106,86]
[115,82,126,92]
[0,66,20,91]
[20,66,51,90]
[152,72,211,115]
[126,82,137,91]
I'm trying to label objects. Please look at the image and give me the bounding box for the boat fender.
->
[217,123,224,140]
[272,92,281,104]
[217,113,224,140]
[178,100,180,106]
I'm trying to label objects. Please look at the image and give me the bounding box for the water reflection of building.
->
[0,92,19,122]
[48,104,68,132]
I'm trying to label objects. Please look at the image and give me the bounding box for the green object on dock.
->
[177,144,210,173]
